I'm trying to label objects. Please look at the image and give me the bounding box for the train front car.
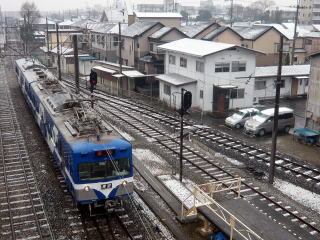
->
[15,58,134,212]
[69,136,134,207]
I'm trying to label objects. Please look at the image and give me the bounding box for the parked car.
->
[244,107,294,136]
[225,108,260,128]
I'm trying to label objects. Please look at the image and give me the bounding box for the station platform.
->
[134,156,316,240]
[198,198,304,240]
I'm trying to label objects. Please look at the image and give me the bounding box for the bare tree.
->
[20,2,41,26]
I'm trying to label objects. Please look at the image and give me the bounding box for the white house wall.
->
[164,48,256,111]
[254,76,308,100]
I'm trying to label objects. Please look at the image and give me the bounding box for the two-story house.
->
[143,26,188,74]
[203,26,288,66]
[120,21,164,71]
[157,38,263,113]
[90,23,127,63]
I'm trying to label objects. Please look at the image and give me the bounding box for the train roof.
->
[16,58,127,146]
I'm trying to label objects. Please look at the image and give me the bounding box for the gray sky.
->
[0,0,295,12]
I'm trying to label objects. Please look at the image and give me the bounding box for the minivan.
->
[244,107,294,136]
[225,108,259,128]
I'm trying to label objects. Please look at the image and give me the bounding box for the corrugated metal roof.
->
[203,26,229,40]
[254,65,310,78]
[232,26,271,40]
[135,12,182,18]
[149,26,173,39]
[121,21,160,37]
[179,23,213,38]
[156,73,197,86]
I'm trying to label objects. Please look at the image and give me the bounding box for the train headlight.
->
[122,180,127,186]
[84,186,90,192]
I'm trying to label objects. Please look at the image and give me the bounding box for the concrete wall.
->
[306,54,320,131]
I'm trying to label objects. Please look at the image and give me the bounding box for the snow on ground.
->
[214,152,244,166]
[111,125,134,141]
[158,175,206,209]
[274,179,320,213]
[133,149,170,175]
[133,192,175,240]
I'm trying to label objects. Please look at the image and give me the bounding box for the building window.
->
[230,88,245,99]
[113,36,118,46]
[304,39,312,45]
[169,55,176,65]
[255,81,266,90]
[200,90,203,99]
[215,63,230,72]
[164,84,171,96]
[232,61,246,72]
[180,57,187,68]
[196,61,204,72]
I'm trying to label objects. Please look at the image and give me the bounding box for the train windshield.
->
[78,158,131,181]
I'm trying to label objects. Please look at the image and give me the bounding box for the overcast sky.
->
[0,0,296,12]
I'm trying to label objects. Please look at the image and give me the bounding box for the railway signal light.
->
[183,91,192,111]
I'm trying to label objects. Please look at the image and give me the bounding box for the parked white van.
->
[225,108,260,128]
[244,107,294,136]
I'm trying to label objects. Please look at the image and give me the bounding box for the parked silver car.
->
[225,108,260,128]
[244,107,294,136]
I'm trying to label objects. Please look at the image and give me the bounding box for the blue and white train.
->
[15,58,134,209]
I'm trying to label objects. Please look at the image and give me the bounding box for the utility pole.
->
[56,23,62,80]
[118,22,122,96]
[179,88,184,182]
[269,35,284,184]
[73,35,80,94]
[4,16,8,52]
[291,0,299,65]
[46,17,50,67]
[230,0,234,27]
[23,15,27,56]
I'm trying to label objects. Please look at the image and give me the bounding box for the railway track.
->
[51,160,155,240]
[97,98,320,239]
[62,77,320,195]
[61,79,320,239]
[0,61,53,240]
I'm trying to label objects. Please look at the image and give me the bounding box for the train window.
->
[78,158,131,181]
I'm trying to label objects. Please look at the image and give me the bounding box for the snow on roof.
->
[122,70,145,78]
[34,17,56,25]
[121,21,161,37]
[134,12,182,18]
[90,23,117,33]
[50,46,73,55]
[158,38,260,58]
[149,26,173,39]
[59,20,74,26]
[203,26,230,40]
[254,64,310,78]
[93,66,117,74]
[156,73,197,86]
[179,23,214,38]
[71,19,97,29]
[232,26,272,40]
[254,23,293,39]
